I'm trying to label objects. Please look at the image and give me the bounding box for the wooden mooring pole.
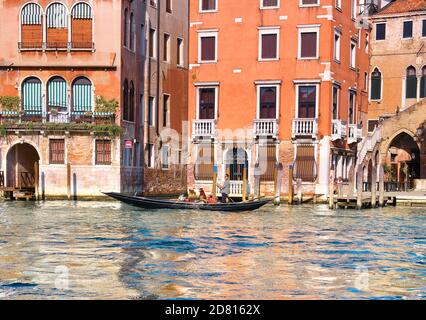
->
[356,165,363,210]
[371,166,377,208]
[67,163,71,201]
[34,161,39,201]
[329,169,335,210]
[254,164,261,199]
[242,163,247,202]
[212,165,217,197]
[288,165,294,205]
[379,165,385,207]
[274,163,282,205]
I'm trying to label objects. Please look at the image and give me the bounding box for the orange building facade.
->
[188,0,370,197]
[0,0,188,198]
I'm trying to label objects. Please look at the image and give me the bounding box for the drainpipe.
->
[156,0,161,138]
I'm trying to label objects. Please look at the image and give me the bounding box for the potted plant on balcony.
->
[50,108,59,116]
[0,96,20,115]
[95,96,118,124]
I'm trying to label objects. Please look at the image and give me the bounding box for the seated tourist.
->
[199,188,207,202]
[207,195,217,204]
[188,189,198,202]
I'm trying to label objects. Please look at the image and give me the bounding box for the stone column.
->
[317,136,331,195]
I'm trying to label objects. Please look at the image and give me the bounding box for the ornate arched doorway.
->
[6,143,40,190]
[386,132,420,188]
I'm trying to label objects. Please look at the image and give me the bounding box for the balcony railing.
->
[0,111,115,127]
[331,119,347,141]
[348,124,363,144]
[253,119,279,139]
[193,119,216,139]
[292,118,318,139]
[217,181,243,197]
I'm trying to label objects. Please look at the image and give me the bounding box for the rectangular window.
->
[403,21,413,39]
[200,0,217,12]
[298,85,317,118]
[348,91,356,124]
[199,32,217,63]
[335,0,342,9]
[177,38,184,66]
[376,23,386,40]
[365,33,369,53]
[123,147,133,167]
[334,30,341,62]
[163,33,170,62]
[423,20,426,37]
[49,139,65,164]
[166,0,172,13]
[261,0,279,9]
[148,97,154,126]
[161,145,170,169]
[147,144,154,168]
[300,0,318,6]
[149,28,156,58]
[259,86,277,119]
[351,0,357,20]
[332,85,339,120]
[163,94,170,127]
[368,120,379,133]
[350,40,356,69]
[198,87,216,119]
[259,29,279,60]
[95,140,111,165]
[294,145,316,182]
[195,144,214,181]
[298,27,319,59]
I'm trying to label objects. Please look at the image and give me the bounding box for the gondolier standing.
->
[219,174,230,203]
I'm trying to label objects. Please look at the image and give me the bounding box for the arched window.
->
[370,68,382,100]
[124,8,128,47]
[129,12,135,51]
[20,3,43,49]
[72,77,92,113]
[46,3,68,49]
[406,66,417,99]
[129,81,135,122]
[71,2,93,49]
[47,76,67,111]
[22,77,42,113]
[123,79,129,120]
[421,66,426,98]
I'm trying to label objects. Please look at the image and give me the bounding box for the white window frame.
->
[294,81,320,119]
[348,90,356,124]
[260,0,280,10]
[148,96,155,127]
[299,0,320,8]
[255,81,281,119]
[177,37,184,67]
[195,84,219,120]
[163,32,171,62]
[147,143,155,168]
[258,27,280,61]
[161,145,170,170]
[198,30,218,64]
[335,0,342,10]
[351,0,357,20]
[402,20,413,39]
[297,25,320,60]
[199,0,218,13]
[375,22,386,41]
[334,29,341,62]
[149,28,157,59]
[369,67,383,102]
[332,83,340,120]
[350,39,357,69]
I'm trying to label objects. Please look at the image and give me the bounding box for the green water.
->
[0,201,424,299]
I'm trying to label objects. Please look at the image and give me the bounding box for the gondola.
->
[104,192,271,212]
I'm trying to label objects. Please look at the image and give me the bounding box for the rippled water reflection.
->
[0,201,424,299]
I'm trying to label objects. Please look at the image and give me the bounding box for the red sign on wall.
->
[125,140,133,149]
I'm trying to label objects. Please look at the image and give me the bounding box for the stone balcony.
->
[192,119,216,140]
[292,118,318,140]
[348,124,363,145]
[253,119,279,139]
[331,119,347,141]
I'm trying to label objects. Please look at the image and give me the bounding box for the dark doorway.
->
[6,143,40,190]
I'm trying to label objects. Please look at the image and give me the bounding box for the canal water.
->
[0,201,424,300]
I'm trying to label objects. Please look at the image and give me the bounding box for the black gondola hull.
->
[104,192,271,212]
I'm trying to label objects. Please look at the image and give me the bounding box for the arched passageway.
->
[6,143,40,190]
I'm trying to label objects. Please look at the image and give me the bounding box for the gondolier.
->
[219,174,230,203]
